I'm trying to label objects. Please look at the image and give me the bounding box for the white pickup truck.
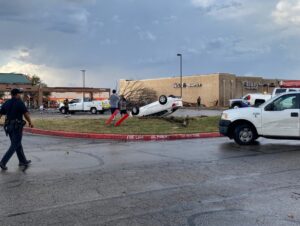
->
[220,92,300,145]
[272,87,300,96]
[229,88,300,109]
[229,93,271,108]
[59,98,103,114]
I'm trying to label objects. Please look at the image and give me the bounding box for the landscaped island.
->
[30,116,220,135]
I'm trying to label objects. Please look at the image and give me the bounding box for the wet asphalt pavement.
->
[1,133,300,225]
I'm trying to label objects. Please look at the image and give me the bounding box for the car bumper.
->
[219,120,232,136]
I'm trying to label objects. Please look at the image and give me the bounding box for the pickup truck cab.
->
[272,87,300,96]
[220,92,300,145]
[59,98,103,114]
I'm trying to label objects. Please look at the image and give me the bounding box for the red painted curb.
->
[24,127,222,141]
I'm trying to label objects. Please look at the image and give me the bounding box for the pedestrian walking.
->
[197,96,201,108]
[63,98,69,115]
[109,90,120,114]
[119,95,128,116]
[0,88,34,171]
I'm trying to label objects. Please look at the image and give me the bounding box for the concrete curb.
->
[24,127,222,141]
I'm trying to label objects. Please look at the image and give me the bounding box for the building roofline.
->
[120,73,236,82]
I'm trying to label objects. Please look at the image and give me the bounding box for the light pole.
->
[80,69,86,110]
[177,53,183,98]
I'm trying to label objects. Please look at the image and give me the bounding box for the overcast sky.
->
[0,0,300,88]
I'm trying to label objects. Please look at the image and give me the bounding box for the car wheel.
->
[233,124,256,145]
[231,104,240,109]
[60,107,66,114]
[159,95,168,105]
[132,107,140,116]
[91,107,97,114]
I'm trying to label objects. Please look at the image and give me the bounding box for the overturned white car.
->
[131,95,183,117]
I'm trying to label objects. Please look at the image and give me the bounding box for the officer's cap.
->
[11,88,24,96]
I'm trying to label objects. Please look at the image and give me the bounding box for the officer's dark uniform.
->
[0,92,30,170]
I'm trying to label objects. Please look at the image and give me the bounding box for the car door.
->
[262,93,300,137]
[68,99,78,111]
[83,98,93,111]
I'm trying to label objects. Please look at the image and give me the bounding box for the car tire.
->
[231,103,240,109]
[159,95,168,105]
[132,107,140,116]
[60,107,66,114]
[233,123,256,145]
[91,107,97,114]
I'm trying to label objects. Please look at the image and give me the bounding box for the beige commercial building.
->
[119,73,281,107]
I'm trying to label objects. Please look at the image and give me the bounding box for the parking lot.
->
[1,133,300,225]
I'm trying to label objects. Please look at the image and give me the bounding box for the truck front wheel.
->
[91,107,97,114]
[60,107,66,114]
[231,103,240,109]
[233,124,256,145]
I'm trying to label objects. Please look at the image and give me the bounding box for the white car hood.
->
[223,107,262,121]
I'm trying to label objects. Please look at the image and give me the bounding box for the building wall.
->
[218,74,236,107]
[235,77,279,102]
[120,74,220,107]
[119,73,281,107]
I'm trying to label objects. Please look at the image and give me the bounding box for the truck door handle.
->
[291,112,299,117]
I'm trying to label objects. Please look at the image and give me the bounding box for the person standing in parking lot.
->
[109,90,120,114]
[63,98,69,115]
[197,96,201,108]
[119,95,128,116]
[0,88,34,171]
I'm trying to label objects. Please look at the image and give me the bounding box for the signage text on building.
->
[243,81,261,90]
[173,82,202,88]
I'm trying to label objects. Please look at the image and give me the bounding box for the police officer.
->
[0,88,34,171]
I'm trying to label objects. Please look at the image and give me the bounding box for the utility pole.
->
[81,69,86,111]
[177,53,183,98]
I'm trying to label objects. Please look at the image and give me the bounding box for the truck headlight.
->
[221,113,228,120]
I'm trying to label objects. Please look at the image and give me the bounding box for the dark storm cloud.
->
[0,0,90,34]
[0,0,300,87]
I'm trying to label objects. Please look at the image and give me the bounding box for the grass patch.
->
[31,116,220,135]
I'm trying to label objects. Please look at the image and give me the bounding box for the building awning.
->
[0,73,31,84]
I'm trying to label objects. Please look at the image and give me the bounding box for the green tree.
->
[28,75,51,98]
[30,75,42,86]
[25,75,51,108]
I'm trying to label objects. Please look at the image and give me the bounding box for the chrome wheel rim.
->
[160,96,166,102]
[239,128,253,143]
